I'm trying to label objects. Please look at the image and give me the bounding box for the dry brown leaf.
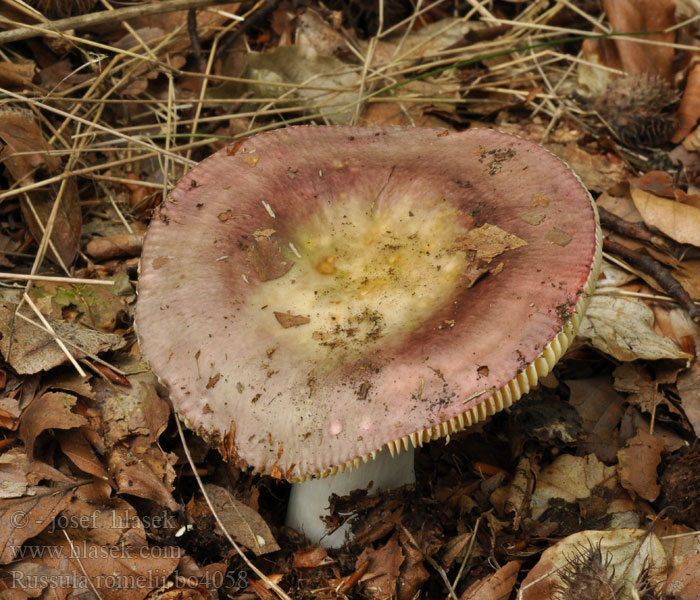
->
[56,430,111,483]
[613,363,676,414]
[676,363,700,436]
[0,109,60,183]
[86,234,144,261]
[0,483,76,564]
[31,282,127,332]
[530,454,617,520]
[358,533,404,600]
[578,295,692,361]
[108,446,178,511]
[246,231,294,282]
[672,63,700,144]
[456,224,528,260]
[94,373,169,447]
[29,498,180,600]
[0,110,81,266]
[567,377,625,463]
[519,529,667,600]
[293,546,328,568]
[274,311,310,328]
[460,560,522,600]
[204,484,280,556]
[18,392,87,457]
[663,551,700,599]
[547,142,628,192]
[397,529,429,600]
[617,429,665,501]
[0,301,126,374]
[631,187,700,247]
[0,61,35,88]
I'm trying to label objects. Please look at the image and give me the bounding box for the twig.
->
[15,312,127,376]
[398,524,459,600]
[187,9,207,72]
[603,239,700,323]
[598,207,700,261]
[21,293,87,377]
[0,0,239,44]
[0,273,114,285]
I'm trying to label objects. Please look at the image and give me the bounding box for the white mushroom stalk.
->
[136,126,602,548]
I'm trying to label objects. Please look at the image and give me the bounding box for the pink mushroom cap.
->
[136,126,602,481]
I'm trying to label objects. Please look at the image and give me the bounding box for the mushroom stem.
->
[286,446,416,548]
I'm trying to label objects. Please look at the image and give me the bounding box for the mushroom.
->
[136,126,602,547]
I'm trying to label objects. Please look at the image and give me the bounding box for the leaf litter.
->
[0,1,699,599]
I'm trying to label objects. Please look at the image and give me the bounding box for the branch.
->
[0,0,238,45]
[603,238,700,323]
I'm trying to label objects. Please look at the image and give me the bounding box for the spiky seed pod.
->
[591,73,679,148]
[26,0,97,19]
[554,541,616,600]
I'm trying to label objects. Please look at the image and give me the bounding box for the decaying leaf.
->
[108,446,179,511]
[676,363,700,436]
[0,301,126,374]
[357,533,404,599]
[0,483,76,564]
[204,483,280,556]
[631,187,700,247]
[530,454,617,520]
[454,223,528,261]
[19,392,87,457]
[274,311,310,328]
[460,560,522,600]
[246,231,294,282]
[617,429,665,502]
[578,295,692,361]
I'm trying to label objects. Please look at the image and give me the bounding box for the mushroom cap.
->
[136,126,601,481]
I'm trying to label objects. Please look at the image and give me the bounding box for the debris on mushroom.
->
[136,126,602,547]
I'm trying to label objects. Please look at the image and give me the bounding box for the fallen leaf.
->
[0,301,126,374]
[204,484,280,556]
[0,109,60,182]
[578,295,692,361]
[274,311,310,328]
[663,550,700,599]
[672,63,700,144]
[94,373,169,447]
[460,560,522,600]
[676,363,700,436]
[453,224,528,262]
[520,529,667,600]
[56,430,111,483]
[246,231,294,282]
[358,533,404,599]
[631,187,700,247]
[19,392,87,457]
[31,282,126,332]
[0,483,76,563]
[567,377,625,463]
[32,497,180,600]
[397,529,429,600]
[108,446,179,511]
[0,61,35,88]
[545,226,571,247]
[617,429,665,501]
[293,547,328,568]
[530,454,617,520]
[85,234,144,260]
